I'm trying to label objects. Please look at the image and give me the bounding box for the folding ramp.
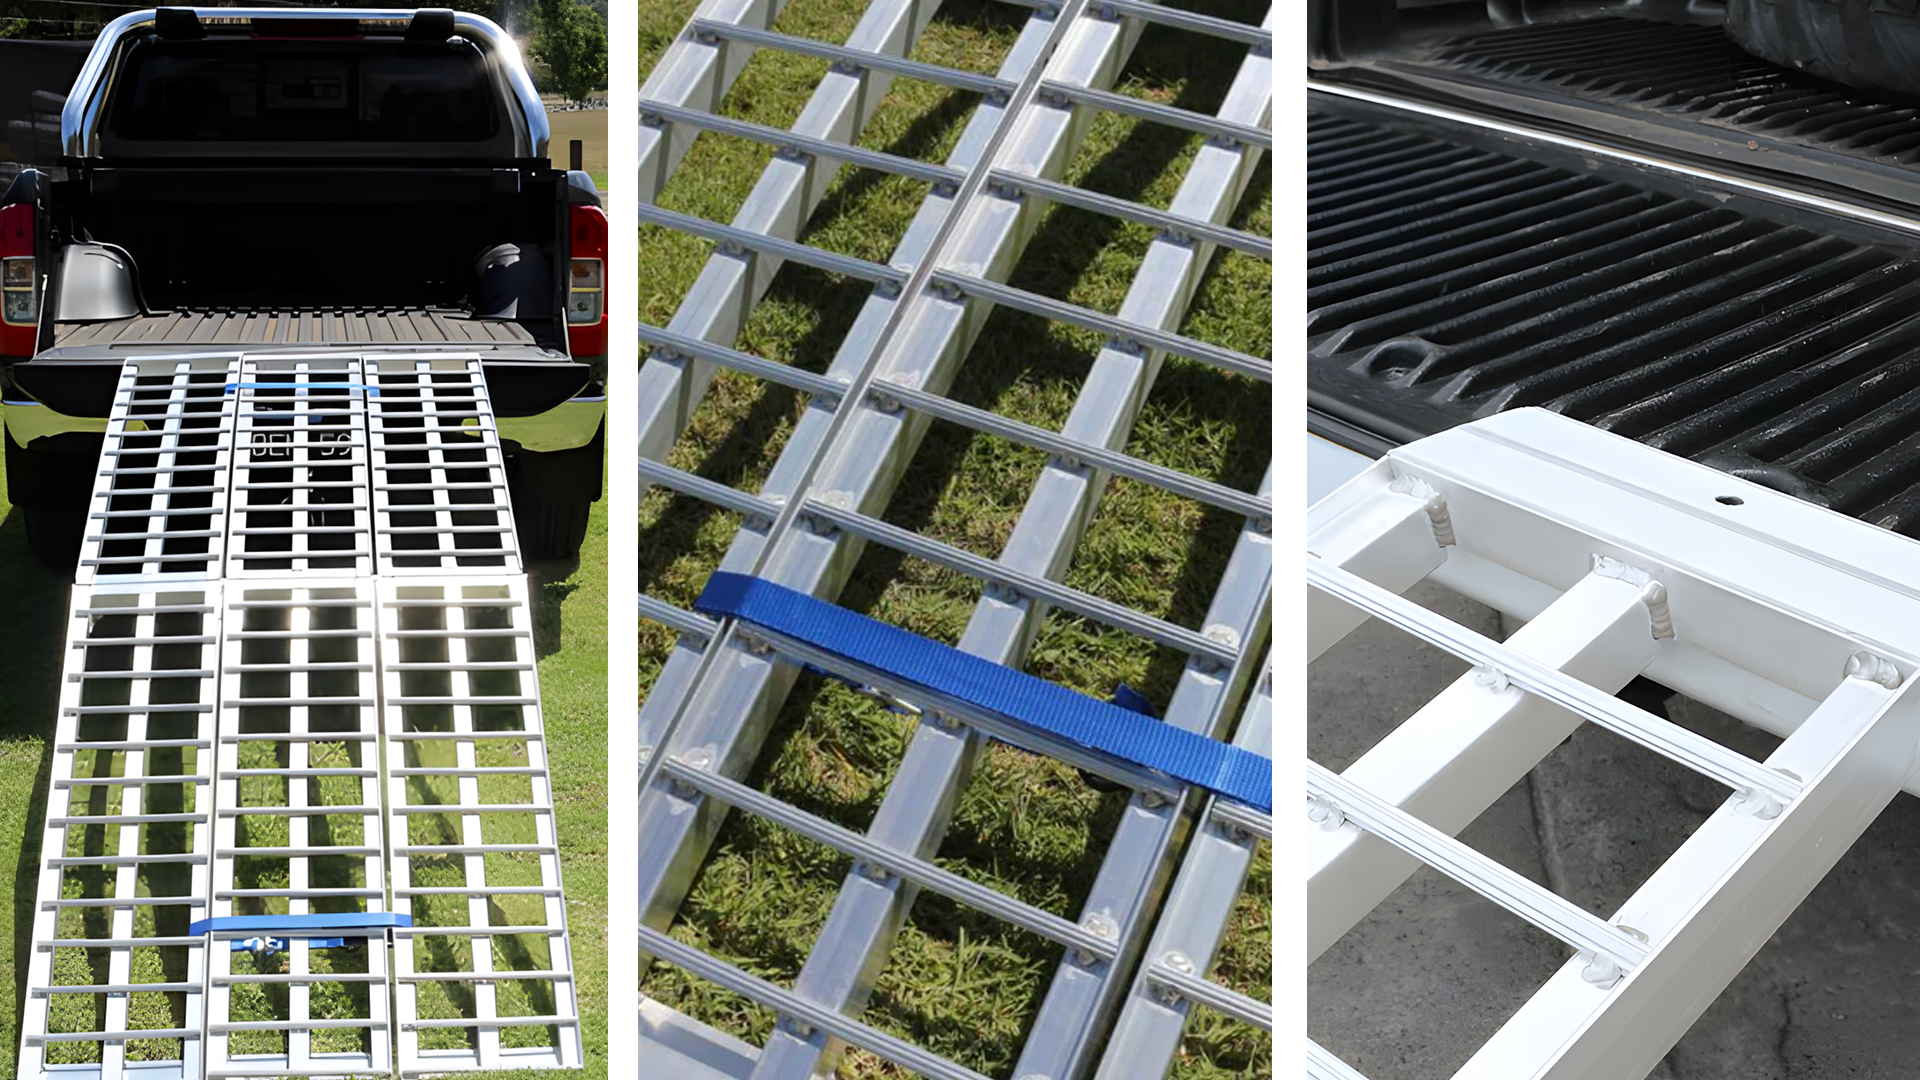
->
[1306,407,1920,1080]
[637,1,1271,1075]
[19,353,582,1079]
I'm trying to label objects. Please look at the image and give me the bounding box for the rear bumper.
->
[3,351,603,479]
[7,348,593,420]
[2,394,106,448]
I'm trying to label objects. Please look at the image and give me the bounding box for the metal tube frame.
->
[1307,407,1920,1080]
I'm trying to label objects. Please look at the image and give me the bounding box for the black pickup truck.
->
[0,6,606,562]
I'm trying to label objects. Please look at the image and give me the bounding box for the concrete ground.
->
[1308,582,1920,1079]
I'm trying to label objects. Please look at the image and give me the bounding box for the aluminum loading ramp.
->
[20,354,582,1080]
[638,1,1271,1076]
[1308,408,1920,1080]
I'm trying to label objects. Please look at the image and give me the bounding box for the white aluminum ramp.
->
[637,0,1272,1075]
[1307,406,1920,1080]
[20,353,582,1080]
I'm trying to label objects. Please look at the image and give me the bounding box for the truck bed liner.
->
[1307,103,1920,539]
[52,307,536,347]
[1333,16,1920,211]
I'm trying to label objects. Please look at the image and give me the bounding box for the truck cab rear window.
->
[107,40,499,143]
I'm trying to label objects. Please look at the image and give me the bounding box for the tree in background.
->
[1,0,608,104]
[0,0,112,40]
[529,0,607,103]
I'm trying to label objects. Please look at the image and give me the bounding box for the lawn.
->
[0,431,609,1079]
[637,1,1271,1076]
[548,108,610,192]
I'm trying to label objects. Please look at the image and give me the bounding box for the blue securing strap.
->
[227,937,347,953]
[223,381,381,396]
[693,572,1271,813]
[189,913,412,937]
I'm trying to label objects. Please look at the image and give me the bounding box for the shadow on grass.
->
[530,552,584,661]
[1138,176,1273,710]
[1,506,70,1048]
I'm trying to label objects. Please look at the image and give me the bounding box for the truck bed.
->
[50,306,537,347]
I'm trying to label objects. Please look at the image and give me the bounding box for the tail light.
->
[1,202,36,357]
[566,203,607,357]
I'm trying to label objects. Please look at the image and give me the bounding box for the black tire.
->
[7,429,94,572]
[23,501,83,571]
[514,496,592,560]
[507,419,604,561]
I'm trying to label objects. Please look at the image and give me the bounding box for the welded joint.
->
[1073,912,1119,965]
[1306,795,1345,832]
[1149,951,1197,1004]
[1732,786,1782,820]
[1845,650,1903,690]
[747,490,783,532]
[1578,950,1624,991]
[983,580,1025,607]
[668,746,715,801]
[1388,474,1454,547]
[868,373,917,415]
[1472,664,1513,694]
[1155,226,1198,249]
[1591,555,1674,639]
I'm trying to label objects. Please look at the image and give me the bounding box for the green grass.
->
[0,430,608,1078]
[637,1,1270,1076]
[548,107,610,190]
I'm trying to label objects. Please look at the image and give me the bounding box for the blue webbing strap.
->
[693,572,1272,813]
[190,913,412,952]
